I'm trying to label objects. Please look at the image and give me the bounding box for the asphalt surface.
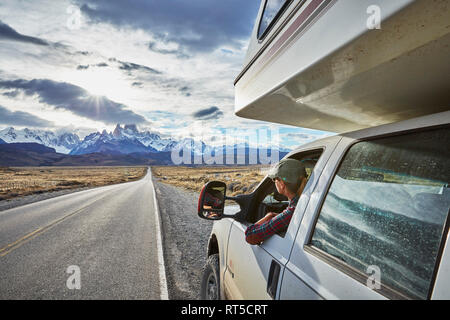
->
[0,168,162,299]
[153,181,213,300]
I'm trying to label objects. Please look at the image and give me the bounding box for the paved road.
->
[0,168,165,299]
[153,181,212,300]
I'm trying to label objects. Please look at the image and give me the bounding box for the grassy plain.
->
[0,166,148,201]
[152,165,269,196]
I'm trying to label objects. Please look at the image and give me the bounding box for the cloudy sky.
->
[0,0,331,149]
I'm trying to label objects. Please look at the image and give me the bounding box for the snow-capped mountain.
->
[69,129,154,155]
[70,124,176,155]
[0,127,80,154]
[112,124,176,152]
[0,124,292,163]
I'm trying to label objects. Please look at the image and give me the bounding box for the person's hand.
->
[206,212,219,219]
[255,212,277,225]
[265,212,277,220]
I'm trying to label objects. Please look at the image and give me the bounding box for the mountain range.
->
[69,124,177,155]
[0,125,290,166]
[0,127,80,154]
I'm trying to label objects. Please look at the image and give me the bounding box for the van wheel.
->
[201,254,220,300]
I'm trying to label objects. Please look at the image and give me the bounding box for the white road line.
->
[149,167,169,300]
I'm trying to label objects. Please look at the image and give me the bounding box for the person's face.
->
[272,177,287,196]
[273,176,307,197]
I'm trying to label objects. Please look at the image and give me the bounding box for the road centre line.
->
[0,192,112,257]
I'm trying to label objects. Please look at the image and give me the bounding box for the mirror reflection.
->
[201,186,225,220]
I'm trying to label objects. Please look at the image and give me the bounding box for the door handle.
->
[267,260,281,299]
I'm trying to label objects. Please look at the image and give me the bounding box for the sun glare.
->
[68,69,130,102]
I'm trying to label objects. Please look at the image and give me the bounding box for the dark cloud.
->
[192,106,224,120]
[148,41,177,55]
[131,82,144,88]
[0,104,53,127]
[179,86,191,97]
[76,62,109,70]
[75,58,161,77]
[76,50,91,56]
[0,20,72,53]
[0,79,148,125]
[107,57,161,76]
[117,60,160,74]
[74,0,260,53]
[148,41,190,59]
[2,90,19,98]
[0,20,49,46]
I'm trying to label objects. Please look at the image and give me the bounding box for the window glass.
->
[262,192,286,204]
[258,0,291,39]
[310,128,450,299]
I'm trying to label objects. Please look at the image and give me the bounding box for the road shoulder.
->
[153,179,212,300]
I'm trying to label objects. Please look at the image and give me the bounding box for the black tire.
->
[200,254,220,300]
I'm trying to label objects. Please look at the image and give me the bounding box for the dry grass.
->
[0,166,148,201]
[152,165,269,197]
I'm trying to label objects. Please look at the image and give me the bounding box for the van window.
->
[309,127,450,299]
[258,0,292,39]
[248,149,323,224]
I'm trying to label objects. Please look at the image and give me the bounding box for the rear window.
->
[309,127,450,299]
[258,0,292,39]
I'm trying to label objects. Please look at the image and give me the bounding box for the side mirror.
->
[198,181,226,220]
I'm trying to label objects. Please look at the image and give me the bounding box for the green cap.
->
[268,158,306,184]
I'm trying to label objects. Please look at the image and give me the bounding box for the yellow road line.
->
[0,192,112,258]
[0,209,82,257]
[0,227,43,254]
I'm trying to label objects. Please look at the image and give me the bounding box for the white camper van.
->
[197,0,450,300]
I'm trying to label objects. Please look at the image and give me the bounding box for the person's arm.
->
[255,212,277,225]
[243,212,277,245]
[245,205,296,245]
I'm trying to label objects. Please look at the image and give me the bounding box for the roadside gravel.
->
[153,179,213,300]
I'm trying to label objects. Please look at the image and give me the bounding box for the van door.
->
[223,137,341,299]
[282,127,450,300]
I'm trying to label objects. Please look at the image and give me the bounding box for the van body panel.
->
[286,136,388,299]
[285,115,449,300]
[206,112,449,300]
[221,136,341,299]
[223,221,273,300]
[235,0,450,132]
[279,268,324,300]
[209,209,235,300]
[431,232,450,299]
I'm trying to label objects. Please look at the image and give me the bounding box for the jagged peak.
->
[113,124,123,137]
[124,124,138,132]
[86,131,101,138]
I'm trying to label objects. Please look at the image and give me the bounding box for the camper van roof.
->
[234,0,450,133]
